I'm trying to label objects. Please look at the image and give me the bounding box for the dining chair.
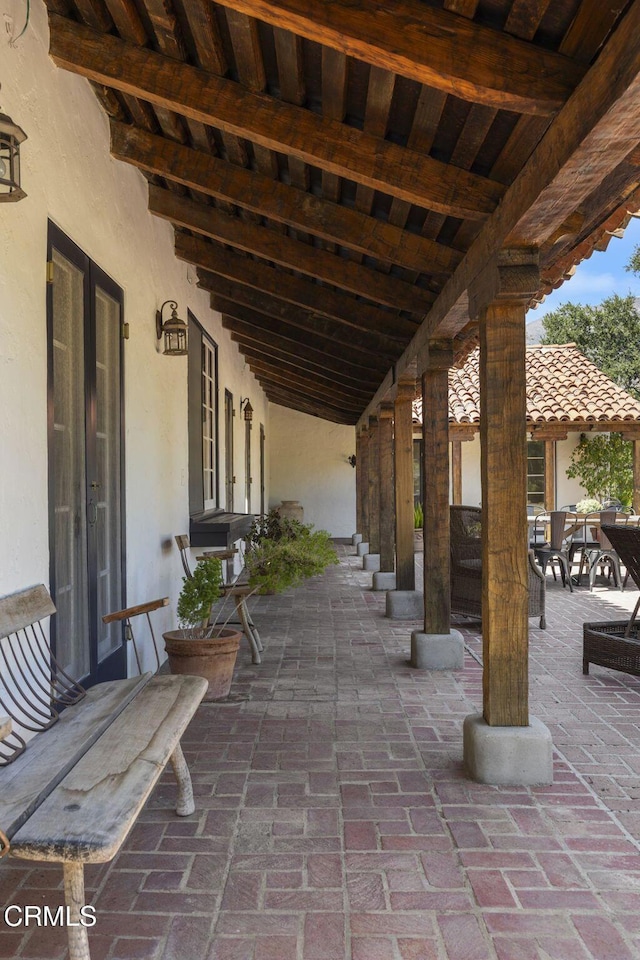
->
[534,510,577,591]
[581,511,627,591]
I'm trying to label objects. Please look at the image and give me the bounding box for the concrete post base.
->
[363,553,380,572]
[351,533,362,546]
[372,572,396,591]
[463,713,553,786]
[386,591,422,620]
[356,541,369,557]
[410,630,464,669]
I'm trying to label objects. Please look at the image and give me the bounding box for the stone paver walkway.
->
[2,545,640,960]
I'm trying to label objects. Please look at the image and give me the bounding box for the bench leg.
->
[235,595,262,664]
[170,743,195,816]
[63,862,91,960]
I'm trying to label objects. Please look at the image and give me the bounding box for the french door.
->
[47,223,126,687]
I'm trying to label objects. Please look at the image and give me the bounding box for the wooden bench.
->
[0,584,207,960]
[175,534,264,664]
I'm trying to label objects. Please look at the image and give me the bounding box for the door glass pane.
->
[225,391,234,511]
[94,285,122,663]
[202,338,217,509]
[51,249,90,678]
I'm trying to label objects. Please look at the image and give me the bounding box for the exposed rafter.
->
[358,0,640,423]
[211,0,584,115]
[110,122,461,276]
[150,186,435,313]
[185,245,418,339]
[220,312,389,374]
[209,294,404,361]
[48,14,504,219]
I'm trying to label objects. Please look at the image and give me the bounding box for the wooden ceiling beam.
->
[265,389,358,425]
[236,343,376,396]
[257,379,361,416]
[229,334,380,391]
[186,243,418,339]
[211,0,584,116]
[357,0,640,424]
[202,273,412,350]
[244,360,365,411]
[110,122,460,275]
[48,13,503,220]
[149,185,434,313]
[210,293,402,362]
[222,316,387,378]
[219,310,389,374]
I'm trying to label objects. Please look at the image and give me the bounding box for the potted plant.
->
[163,556,242,701]
[413,502,424,552]
[245,509,338,595]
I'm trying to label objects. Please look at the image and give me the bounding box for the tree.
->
[541,294,640,509]
[540,294,640,399]
[566,433,633,508]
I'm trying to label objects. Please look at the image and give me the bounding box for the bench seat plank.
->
[10,674,207,863]
[0,674,151,840]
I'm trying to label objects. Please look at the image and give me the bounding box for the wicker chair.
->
[583,523,640,676]
[450,505,546,629]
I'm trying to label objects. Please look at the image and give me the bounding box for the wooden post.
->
[360,425,370,543]
[544,439,556,510]
[368,417,380,554]
[472,251,539,728]
[634,439,640,514]
[451,440,462,504]
[394,380,416,590]
[378,404,395,572]
[422,345,453,636]
[355,429,364,535]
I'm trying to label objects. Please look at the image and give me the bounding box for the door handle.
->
[88,499,97,525]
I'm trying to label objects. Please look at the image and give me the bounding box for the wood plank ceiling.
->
[45,0,640,424]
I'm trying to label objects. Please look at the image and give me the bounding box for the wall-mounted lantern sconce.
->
[156,300,188,356]
[240,397,253,421]
[347,455,357,468]
[0,107,27,202]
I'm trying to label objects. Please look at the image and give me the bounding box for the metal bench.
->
[0,584,206,960]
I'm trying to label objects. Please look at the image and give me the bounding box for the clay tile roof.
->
[414,344,640,426]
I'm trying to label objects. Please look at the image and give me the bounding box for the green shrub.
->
[245,511,338,594]
[176,556,223,631]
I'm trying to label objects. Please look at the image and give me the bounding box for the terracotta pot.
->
[163,627,241,701]
[277,499,304,522]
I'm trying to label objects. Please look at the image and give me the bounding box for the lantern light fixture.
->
[0,103,27,202]
[156,300,188,356]
[240,397,253,421]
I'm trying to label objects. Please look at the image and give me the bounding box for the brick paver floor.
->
[2,544,640,959]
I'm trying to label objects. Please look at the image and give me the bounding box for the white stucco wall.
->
[451,433,587,508]
[268,405,356,536]
[0,1,268,661]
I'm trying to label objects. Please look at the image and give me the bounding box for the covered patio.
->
[2,548,640,960]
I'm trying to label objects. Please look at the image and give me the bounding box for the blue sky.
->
[526,215,640,323]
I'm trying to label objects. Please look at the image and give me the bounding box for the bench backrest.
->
[0,585,85,765]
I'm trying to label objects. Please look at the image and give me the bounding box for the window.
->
[188,314,218,514]
[527,440,545,507]
[202,337,217,509]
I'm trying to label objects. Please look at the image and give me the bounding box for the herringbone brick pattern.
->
[2,546,640,959]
